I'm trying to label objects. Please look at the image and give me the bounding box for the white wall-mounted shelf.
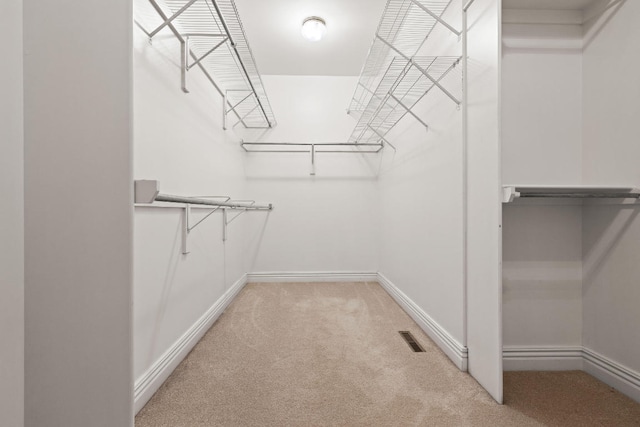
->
[502,185,640,203]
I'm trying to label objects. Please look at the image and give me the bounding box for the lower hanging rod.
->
[519,193,640,199]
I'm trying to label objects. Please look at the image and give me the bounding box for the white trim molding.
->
[583,348,640,403]
[247,271,378,283]
[503,346,640,403]
[134,274,248,414]
[376,272,468,371]
[503,346,584,371]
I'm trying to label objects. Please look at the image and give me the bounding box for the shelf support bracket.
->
[181,196,231,253]
[223,91,228,130]
[187,37,228,70]
[407,0,461,36]
[181,38,189,93]
[148,0,198,39]
[366,125,397,152]
[388,93,430,130]
[182,204,191,254]
[222,209,228,242]
[376,35,461,105]
[234,104,259,128]
[227,92,254,114]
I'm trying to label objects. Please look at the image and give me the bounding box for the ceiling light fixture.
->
[301,16,327,42]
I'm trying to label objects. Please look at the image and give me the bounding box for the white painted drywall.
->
[581,0,640,380]
[133,0,250,412]
[501,39,582,185]
[502,204,583,349]
[0,0,24,425]
[376,0,466,352]
[243,75,379,274]
[23,0,134,425]
[501,23,584,355]
[465,0,503,403]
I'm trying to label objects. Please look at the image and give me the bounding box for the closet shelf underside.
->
[503,185,640,203]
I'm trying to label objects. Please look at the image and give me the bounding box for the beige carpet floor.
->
[136,282,640,426]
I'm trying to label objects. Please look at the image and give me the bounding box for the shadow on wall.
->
[145,216,183,370]
[582,202,640,291]
[245,211,271,272]
[583,0,627,50]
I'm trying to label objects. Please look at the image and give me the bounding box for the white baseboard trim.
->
[247,271,378,283]
[503,346,640,403]
[503,346,584,371]
[134,274,248,414]
[376,272,468,371]
[583,348,640,403]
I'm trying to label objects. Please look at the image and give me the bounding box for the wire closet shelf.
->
[348,0,462,145]
[141,0,276,129]
[241,0,462,157]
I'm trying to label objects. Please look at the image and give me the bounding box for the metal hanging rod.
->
[502,186,640,203]
[241,142,386,176]
[241,142,385,153]
[140,0,276,128]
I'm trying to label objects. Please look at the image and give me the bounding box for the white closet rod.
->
[502,186,640,203]
[518,192,640,199]
[241,142,385,154]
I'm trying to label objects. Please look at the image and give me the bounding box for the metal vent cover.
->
[399,331,425,352]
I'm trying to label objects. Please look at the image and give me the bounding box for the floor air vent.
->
[399,331,425,352]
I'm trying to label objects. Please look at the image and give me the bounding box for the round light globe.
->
[301,17,327,42]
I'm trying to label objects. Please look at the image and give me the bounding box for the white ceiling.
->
[234,0,388,76]
[503,0,598,10]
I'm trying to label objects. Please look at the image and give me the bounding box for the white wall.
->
[501,40,582,185]
[23,0,134,425]
[581,0,640,388]
[0,0,24,425]
[133,0,250,412]
[376,0,465,356]
[502,204,583,349]
[243,75,379,274]
[501,22,584,354]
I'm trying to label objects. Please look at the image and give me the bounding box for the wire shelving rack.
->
[139,0,276,129]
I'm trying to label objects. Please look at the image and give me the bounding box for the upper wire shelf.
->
[349,55,461,144]
[139,0,276,129]
[349,0,460,114]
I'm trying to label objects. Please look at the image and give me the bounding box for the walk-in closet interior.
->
[501,0,640,401]
[4,0,638,425]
